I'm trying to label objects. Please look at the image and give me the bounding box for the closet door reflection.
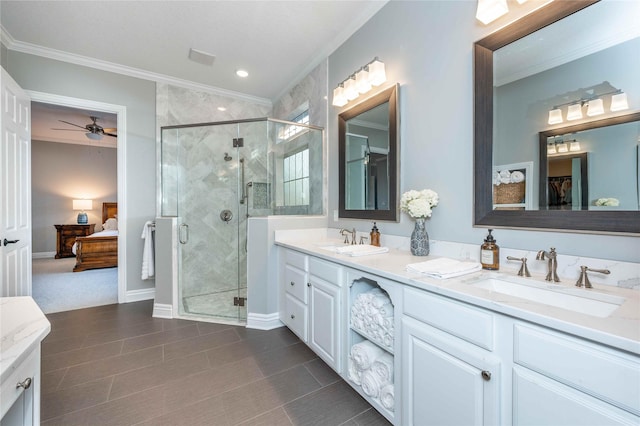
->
[546,153,588,210]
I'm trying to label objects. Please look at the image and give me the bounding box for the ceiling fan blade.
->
[51,128,85,132]
[103,132,118,138]
[102,128,117,133]
[58,120,88,130]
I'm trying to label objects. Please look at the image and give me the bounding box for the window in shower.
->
[283,148,309,206]
[278,109,309,141]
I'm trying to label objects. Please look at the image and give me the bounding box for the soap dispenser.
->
[370,222,381,247]
[481,229,499,270]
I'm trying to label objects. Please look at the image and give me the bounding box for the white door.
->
[1,67,32,297]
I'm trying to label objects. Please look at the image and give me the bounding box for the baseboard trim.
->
[246,312,283,330]
[33,252,56,259]
[125,288,155,303]
[152,303,173,319]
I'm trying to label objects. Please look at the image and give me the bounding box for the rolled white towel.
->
[371,352,394,383]
[383,317,393,330]
[383,333,393,348]
[380,383,395,412]
[351,340,384,371]
[348,360,363,386]
[361,370,386,398]
[379,303,394,318]
[371,293,391,308]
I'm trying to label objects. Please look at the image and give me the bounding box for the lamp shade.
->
[73,199,93,211]
[566,104,583,121]
[476,0,509,25]
[569,141,581,151]
[332,85,347,107]
[355,68,371,94]
[86,132,103,141]
[586,98,604,116]
[368,59,386,86]
[343,77,359,101]
[548,108,563,125]
[547,144,556,155]
[556,143,569,153]
[610,92,629,112]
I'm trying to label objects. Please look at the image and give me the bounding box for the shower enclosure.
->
[161,118,323,324]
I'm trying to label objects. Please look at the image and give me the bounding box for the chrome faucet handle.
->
[576,266,611,289]
[339,229,350,244]
[506,256,531,277]
[359,236,368,245]
[350,228,357,245]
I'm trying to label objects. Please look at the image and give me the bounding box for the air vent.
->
[188,48,216,66]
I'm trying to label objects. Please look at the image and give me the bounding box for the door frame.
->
[27,91,127,303]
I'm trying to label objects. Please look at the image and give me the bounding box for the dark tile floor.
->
[40,300,392,426]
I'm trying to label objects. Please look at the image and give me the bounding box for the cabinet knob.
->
[307,282,311,287]
[481,370,491,381]
[290,314,295,319]
[16,377,32,390]
[290,281,295,286]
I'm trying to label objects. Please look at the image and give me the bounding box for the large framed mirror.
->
[339,84,399,221]
[474,0,640,234]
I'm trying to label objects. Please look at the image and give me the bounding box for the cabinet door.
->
[513,367,639,426]
[309,276,340,372]
[402,316,500,426]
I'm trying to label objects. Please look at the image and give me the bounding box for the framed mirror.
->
[474,0,640,234]
[339,84,399,221]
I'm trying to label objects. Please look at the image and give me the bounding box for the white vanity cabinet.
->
[401,286,501,426]
[279,248,343,372]
[511,323,640,425]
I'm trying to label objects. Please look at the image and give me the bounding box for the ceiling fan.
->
[53,116,117,140]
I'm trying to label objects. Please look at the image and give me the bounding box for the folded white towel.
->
[351,340,384,371]
[141,220,155,280]
[348,360,363,386]
[406,257,482,279]
[361,370,386,398]
[380,383,395,411]
[371,352,394,383]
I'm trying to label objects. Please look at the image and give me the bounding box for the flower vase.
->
[410,217,430,256]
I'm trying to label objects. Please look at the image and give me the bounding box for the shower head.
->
[224,152,232,161]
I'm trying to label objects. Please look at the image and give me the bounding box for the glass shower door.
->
[177,123,244,322]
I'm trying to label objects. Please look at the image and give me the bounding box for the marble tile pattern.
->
[1,297,51,383]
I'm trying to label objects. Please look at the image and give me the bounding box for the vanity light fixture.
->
[556,142,569,153]
[547,89,629,124]
[332,58,387,107]
[475,0,508,25]
[548,137,580,155]
[569,140,581,151]
[547,143,556,155]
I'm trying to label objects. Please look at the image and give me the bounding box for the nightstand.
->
[54,224,95,258]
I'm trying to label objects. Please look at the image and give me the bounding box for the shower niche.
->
[161,118,323,324]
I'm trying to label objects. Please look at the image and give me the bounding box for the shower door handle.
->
[179,223,189,244]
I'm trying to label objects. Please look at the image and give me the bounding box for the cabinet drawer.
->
[404,287,494,350]
[1,346,38,419]
[309,257,342,286]
[284,293,308,342]
[285,249,307,271]
[514,324,640,415]
[284,265,308,303]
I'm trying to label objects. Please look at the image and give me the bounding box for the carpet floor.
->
[32,257,118,314]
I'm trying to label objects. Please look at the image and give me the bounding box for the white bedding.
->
[72,230,119,255]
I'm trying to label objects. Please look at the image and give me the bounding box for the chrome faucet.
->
[576,266,610,289]
[536,247,560,282]
[339,228,357,245]
[506,256,531,277]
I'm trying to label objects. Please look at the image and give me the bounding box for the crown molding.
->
[1,25,272,107]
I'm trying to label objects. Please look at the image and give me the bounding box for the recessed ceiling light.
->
[217,107,227,111]
[236,69,249,78]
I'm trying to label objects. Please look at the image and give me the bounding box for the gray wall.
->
[31,140,117,253]
[328,1,639,263]
[7,51,157,292]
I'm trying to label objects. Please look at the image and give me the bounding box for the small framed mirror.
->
[339,84,399,221]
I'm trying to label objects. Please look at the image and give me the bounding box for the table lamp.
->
[73,199,92,224]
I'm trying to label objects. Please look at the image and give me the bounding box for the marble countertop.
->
[1,297,51,383]
[276,238,640,355]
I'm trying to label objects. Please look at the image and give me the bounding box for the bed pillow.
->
[103,218,118,230]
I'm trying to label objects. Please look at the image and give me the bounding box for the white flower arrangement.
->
[594,197,620,207]
[400,189,439,219]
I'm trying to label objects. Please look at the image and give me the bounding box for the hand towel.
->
[406,257,482,279]
[371,352,394,383]
[141,221,155,280]
[361,370,386,398]
[350,340,384,371]
[380,383,395,411]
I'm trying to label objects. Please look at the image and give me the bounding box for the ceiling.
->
[2,1,387,147]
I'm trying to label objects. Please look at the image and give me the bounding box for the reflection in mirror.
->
[474,0,640,234]
[339,84,399,221]
[539,112,640,212]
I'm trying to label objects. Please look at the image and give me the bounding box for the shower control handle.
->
[220,210,233,223]
[179,224,189,244]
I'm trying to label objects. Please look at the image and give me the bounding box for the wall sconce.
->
[548,137,580,155]
[73,199,93,224]
[548,89,629,125]
[332,58,386,107]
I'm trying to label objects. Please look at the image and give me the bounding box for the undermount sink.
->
[471,278,625,318]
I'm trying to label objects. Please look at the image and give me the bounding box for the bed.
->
[73,202,118,272]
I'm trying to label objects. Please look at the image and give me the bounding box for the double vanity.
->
[276,228,640,425]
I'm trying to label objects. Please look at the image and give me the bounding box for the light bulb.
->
[355,68,371,94]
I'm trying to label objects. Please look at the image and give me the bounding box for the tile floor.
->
[40,300,392,425]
